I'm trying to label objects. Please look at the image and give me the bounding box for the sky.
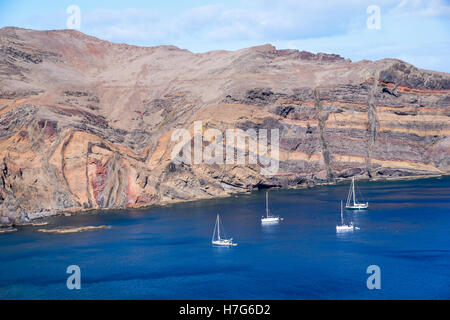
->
[0,0,449,72]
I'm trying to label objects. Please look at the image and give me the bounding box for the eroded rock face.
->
[0,27,449,223]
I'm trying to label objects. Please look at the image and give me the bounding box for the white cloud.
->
[81,1,373,45]
[390,0,450,17]
[80,0,450,47]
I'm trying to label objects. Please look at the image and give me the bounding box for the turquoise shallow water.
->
[0,177,449,299]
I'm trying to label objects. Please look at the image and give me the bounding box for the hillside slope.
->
[0,27,449,224]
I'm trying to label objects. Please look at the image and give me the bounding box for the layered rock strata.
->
[0,27,449,224]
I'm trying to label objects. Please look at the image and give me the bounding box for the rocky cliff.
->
[0,27,449,225]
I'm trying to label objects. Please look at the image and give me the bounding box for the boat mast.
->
[212,214,217,241]
[346,179,352,207]
[352,177,356,205]
[217,214,220,240]
[340,201,344,225]
[266,192,269,218]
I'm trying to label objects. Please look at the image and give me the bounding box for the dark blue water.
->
[0,177,449,299]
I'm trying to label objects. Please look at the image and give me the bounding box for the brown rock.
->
[0,27,449,223]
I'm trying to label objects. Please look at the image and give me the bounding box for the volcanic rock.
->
[0,27,449,223]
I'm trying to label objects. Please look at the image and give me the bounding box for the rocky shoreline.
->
[0,173,447,232]
[0,227,17,233]
[37,225,108,234]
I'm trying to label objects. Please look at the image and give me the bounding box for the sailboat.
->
[261,191,283,223]
[212,214,237,246]
[345,177,368,209]
[336,201,355,232]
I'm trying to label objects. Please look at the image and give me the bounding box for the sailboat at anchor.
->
[336,201,355,232]
[345,177,368,210]
[261,191,283,223]
[212,214,237,246]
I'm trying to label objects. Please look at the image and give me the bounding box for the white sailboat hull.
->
[336,224,355,232]
[212,239,237,246]
[345,202,369,210]
[261,216,282,223]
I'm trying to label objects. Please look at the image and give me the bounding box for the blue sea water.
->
[0,177,449,300]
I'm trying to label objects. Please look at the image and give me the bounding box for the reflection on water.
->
[260,225,282,237]
[0,177,449,299]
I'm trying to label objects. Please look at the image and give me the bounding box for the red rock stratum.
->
[0,27,449,224]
